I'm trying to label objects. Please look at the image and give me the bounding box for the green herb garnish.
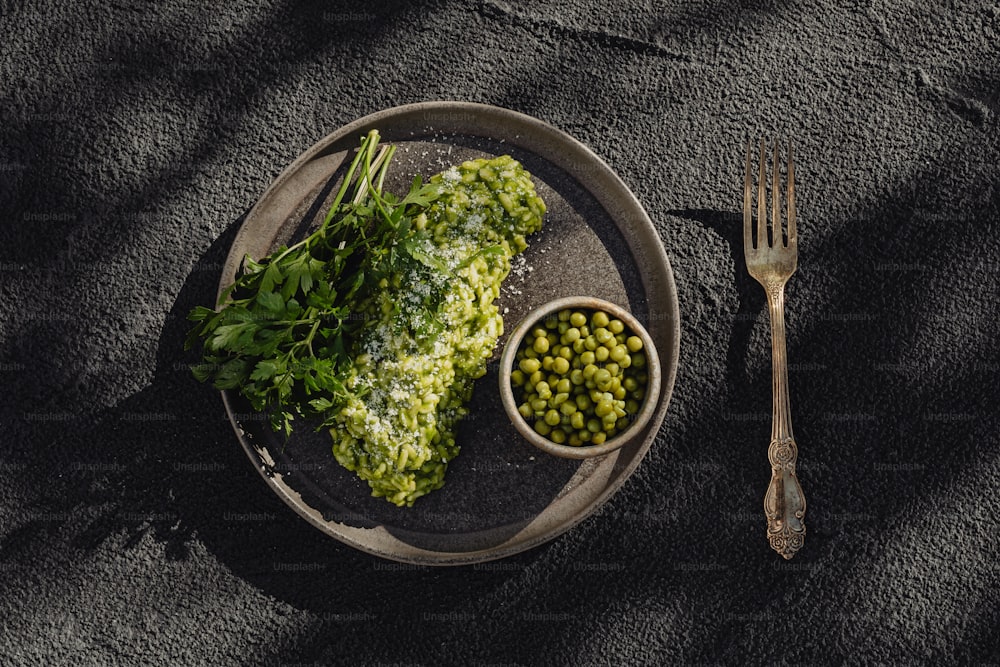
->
[185,130,442,438]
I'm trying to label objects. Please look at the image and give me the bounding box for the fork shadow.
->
[668,208,767,394]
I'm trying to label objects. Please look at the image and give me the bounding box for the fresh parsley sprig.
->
[185,130,443,437]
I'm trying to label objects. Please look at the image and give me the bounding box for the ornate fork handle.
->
[762,279,806,559]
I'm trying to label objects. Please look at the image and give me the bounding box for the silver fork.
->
[743,139,806,559]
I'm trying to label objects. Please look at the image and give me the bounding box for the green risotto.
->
[330,156,545,506]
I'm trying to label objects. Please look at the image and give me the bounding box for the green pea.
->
[541,355,554,371]
[563,327,581,343]
[519,358,540,374]
[510,369,525,386]
[533,336,549,354]
[580,350,596,365]
[610,345,627,363]
[557,309,571,322]
[591,311,610,328]
[534,421,552,436]
[595,328,614,345]
[591,431,607,445]
[544,409,561,426]
[552,357,570,374]
[608,319,625,334]
[595,346,610,362]
[556,378,572,393]
[570,311,587,328]
[559,401,577,416]
[550,429,567,444]
[595,399,614,418]
[626,335,643,352]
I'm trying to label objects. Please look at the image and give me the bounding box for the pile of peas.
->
[510,308,648,446]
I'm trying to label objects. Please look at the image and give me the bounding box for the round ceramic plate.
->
[218,102,680,565]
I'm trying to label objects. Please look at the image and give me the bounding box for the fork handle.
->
[763,282,806,559]
[765,437,806,558]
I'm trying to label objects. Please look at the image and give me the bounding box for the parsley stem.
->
[362,140,398,228]
[324,129,380,229]
[303,319,321,356]
[373,145,396,195]
[352,145,392,206]
[271,130,382,266]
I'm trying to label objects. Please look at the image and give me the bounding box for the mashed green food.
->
[329,155,545,506]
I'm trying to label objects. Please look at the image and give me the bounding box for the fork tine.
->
[744,141,754,251]
[757,139,767,250]
[787,139,796,246]
[772,139,781,247]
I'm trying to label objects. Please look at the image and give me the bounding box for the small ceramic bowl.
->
[498,296,661,459]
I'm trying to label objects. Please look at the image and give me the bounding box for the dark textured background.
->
[2,1,999,665]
